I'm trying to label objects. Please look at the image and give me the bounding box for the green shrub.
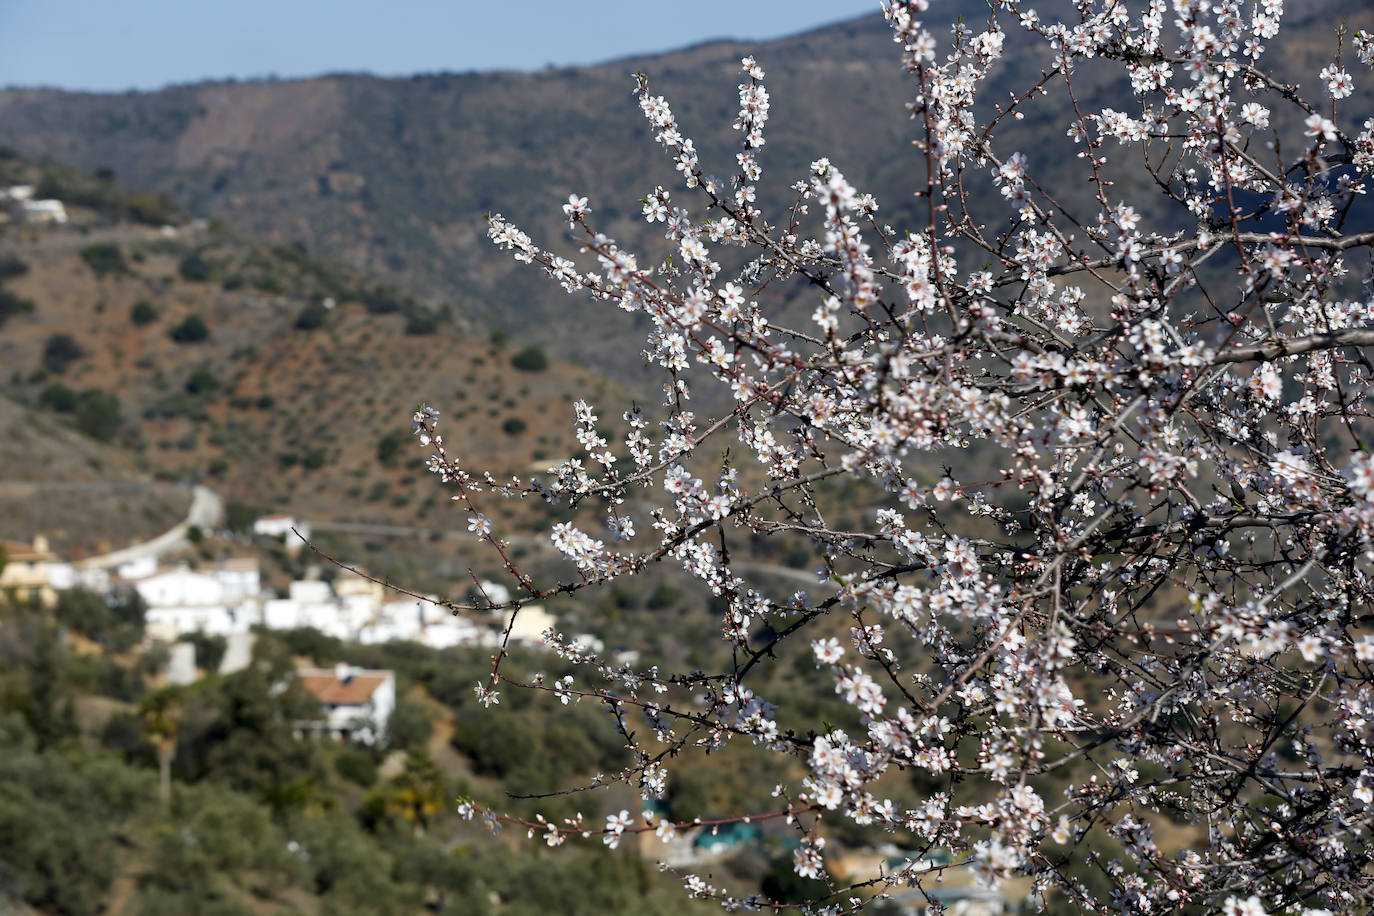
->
[130,300,159,326]
[302,449,327,470]
[168,314,209,343]
[183,631,226,672]
[385,699,433,751]
[404,311,438,335]
[79,243,126,277]
[0,288,35,326]
[125,191,181,226]
[185,368,219,395]
[501,417,527,436]
[510,346,548,372]
[0,254,29,279]
[42,334,84,374]
[75,390,121,441]
[224,502,263,534]
[361,287,404,314]
[40,383,77,413]
[178,253,212,282]
[334,749,378,787]
[376,432,405,466]
[294,301,328,330]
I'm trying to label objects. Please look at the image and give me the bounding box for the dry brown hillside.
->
[0,218,623,541]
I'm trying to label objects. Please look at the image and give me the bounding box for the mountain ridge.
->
[0,3,1369,380]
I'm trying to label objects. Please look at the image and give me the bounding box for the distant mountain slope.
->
[0,208,618,543]
[0,394,191,556]
[0,3,1368,376]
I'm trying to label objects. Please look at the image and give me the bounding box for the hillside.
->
[0,395,190,556]
[0,188,624,553]
[2,2,1367,381]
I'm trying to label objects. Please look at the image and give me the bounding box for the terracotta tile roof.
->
[1,539,54,562]
[297,668,390,706]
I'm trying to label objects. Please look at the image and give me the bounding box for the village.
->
[0,511,592,744]
[0,518,1028,914]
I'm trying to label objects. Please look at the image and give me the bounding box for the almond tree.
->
[405,2,1374,911]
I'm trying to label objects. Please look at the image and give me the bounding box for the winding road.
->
[75,484,222,570]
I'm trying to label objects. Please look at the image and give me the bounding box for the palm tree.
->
[139,686,183,805]
[387,748,446,836]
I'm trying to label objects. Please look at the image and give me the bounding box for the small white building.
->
[11,199,68,224]
[253,514,311,552]
[296,664,395,745]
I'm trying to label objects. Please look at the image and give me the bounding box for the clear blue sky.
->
[0,1,881,93]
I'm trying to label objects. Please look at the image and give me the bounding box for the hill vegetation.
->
[0,2,1368,381]
[0,196,619,552]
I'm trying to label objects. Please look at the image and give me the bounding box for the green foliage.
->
[0,617,715,915]
[183,631,226,671]
[292,810,420,914]
[125,191,182,226]
[134,784,303,913]
[510,345,549,371]
[224,501,264,534]
[0,254,29,279]
[173,684,323,812]
[385,697,433,751]
[0,749,146,913]
[376,431,405,466]
[178,252,213,282]
[42,332,84,374]
[40,381,77,412]
[168,314,209,343]
[404,311,438,335]
[185,367,219,395]
[130,299,159,326]
[502,416,527,435]
[74,389,121,441]
[0,287,35,326]
[53,587,146,652]
[361,286,405,314]
[761,853,834,905]
[32,162,183,225]
[79,242,127,277]
[647,581,682,610]
[302,449,327,470]
[334,747,378,787]
[294,300,328,330]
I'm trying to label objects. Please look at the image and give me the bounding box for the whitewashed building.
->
[253,514,311,552]
[296,664,395,745]
[135,560,262,639]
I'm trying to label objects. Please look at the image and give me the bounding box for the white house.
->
[253,514,311,552]
[11,199,68,224]
[135,563,260,639]
[296,664,395,745]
